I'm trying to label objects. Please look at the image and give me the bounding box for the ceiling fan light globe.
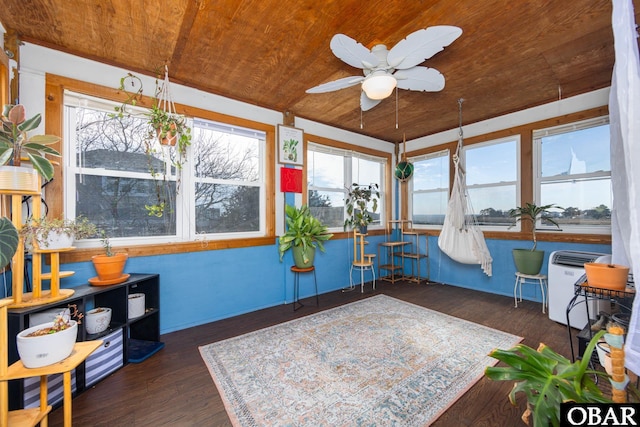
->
[362,74,397,100]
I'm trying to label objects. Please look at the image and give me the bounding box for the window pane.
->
[308,190,345,228]
[308,151,343,189]
[540,124,610,177]
[193,122,261,181]
[465,139,517,228]
[536,118,611,231]
[195,183,260,233]
[466,140,517,185]
[469,185,516,226]
[413,156,449,191]
[76,175,176,237]
[541,178,611,227]
[352,157,380,186]
[76,110,152,173]
[412,192,448,225]
[411,153,449,226]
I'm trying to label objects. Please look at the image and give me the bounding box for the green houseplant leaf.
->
[0,217,19,270]
[485,330,610,427]
[509,203,562,251]
[0,104,61,181]
[278,204,333,264]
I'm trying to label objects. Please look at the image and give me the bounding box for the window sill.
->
[60,236,276,263]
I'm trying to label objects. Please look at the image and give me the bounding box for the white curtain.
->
[609,0,640,373]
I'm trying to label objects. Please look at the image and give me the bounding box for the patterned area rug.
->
[199,295,521,426]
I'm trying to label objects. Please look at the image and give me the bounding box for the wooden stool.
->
[513,272,548,313]
[291,266,319,311]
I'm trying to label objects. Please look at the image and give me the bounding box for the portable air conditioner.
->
[548,250,611,328]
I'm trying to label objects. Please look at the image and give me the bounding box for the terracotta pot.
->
[157,123,177,146]
[584,263,629,290]
[92,252,128,280]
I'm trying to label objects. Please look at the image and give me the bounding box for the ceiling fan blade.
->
[360,91,382,111]
[306,76,364,93]
[330,34,380,69]
[394,67,445,92]
[388,26,462,70]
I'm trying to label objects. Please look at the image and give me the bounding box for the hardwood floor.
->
[48,280,579,426]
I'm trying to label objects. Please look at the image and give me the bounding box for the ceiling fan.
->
[306,26,462,111]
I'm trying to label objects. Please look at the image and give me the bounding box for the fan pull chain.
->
[360,108,363,129]
[395,87,399,129]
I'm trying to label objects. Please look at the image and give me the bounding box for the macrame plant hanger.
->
[158,64,177,123]
[437,98,493,276]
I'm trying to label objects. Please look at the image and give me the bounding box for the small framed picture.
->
[278,125,304,166]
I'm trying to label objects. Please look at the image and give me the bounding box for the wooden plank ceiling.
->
[0,0,637,143]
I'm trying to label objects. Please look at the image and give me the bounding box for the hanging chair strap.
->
[438,98,493,276]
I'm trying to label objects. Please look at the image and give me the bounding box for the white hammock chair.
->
[437,100,493,276]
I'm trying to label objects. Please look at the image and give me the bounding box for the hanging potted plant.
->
[0,104,61,192]
[278,204,333,268]
[509,203,562,275]
[90,230,128,284]
[20,215,97,251]
[115,70,191,217]
[344,183,380,234]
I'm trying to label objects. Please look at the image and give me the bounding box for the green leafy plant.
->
[20,216,97,247]
[99,229,113,256]
[0,217,19,270]
[485,330,610,427]
[509,203,562,250]
[0,104,61,180]
[278,204,333,264]
[344,183,380,230]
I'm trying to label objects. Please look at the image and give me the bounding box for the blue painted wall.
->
[39,235,610,335]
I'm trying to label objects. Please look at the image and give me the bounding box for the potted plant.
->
[115,73,191,217]
[485,326,633,426]
[20,215,97,251]
[0,104,61,192]
[344,183,380,233]
[509,203,562,275]
[91,230,128,283]
[16,305,82,368]
[278,204,333,268]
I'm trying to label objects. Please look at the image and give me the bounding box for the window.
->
[465,137,519,228]
[192,119,264,236]
[409,150,449,226]
[307,142,385,230]
[64,91,267,243]
[534,117,611,233]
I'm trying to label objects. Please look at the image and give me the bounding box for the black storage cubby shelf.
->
[7,273,162,410]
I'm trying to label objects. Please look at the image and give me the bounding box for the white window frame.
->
[307,142,386,232]
[463,135,521,232]
[63,91,268,248]
[533,116,611,235]
[408,149,450,230]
